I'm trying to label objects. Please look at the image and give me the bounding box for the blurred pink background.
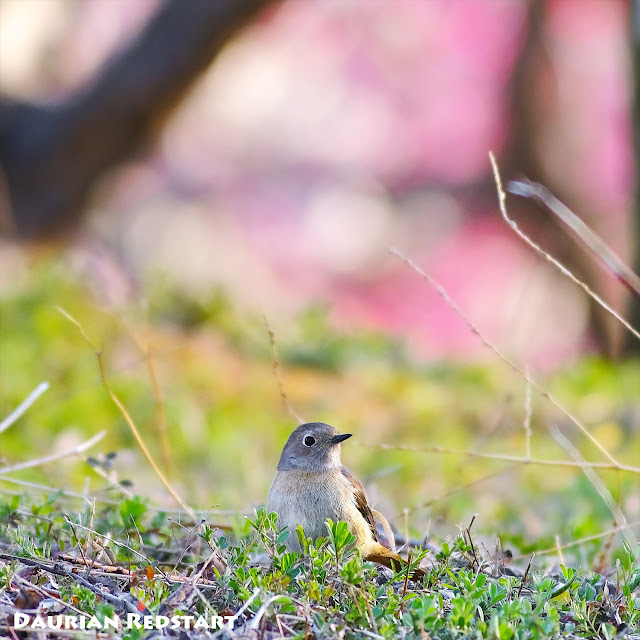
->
[0,0,633,367]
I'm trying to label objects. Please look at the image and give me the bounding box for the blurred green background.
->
[1,255,639,564]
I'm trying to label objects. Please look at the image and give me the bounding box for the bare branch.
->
[1,0,280,237]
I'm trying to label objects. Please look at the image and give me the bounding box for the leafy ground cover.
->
[1,255,639,637]
[0,497,638,639]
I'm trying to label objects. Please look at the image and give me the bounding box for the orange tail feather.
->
[364,543,424,578]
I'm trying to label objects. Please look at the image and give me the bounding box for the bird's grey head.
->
[277,422,352,472]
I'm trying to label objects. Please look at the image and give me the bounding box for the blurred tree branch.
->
[629,0,640,352]
[0,0,279,238]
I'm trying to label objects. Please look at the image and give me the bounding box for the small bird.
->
[267,422,413,574]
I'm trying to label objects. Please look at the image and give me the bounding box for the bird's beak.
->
[331,433,352,444]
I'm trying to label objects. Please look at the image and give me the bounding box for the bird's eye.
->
[303,435,316,447]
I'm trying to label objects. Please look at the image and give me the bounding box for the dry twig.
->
[465,514,480,573]
[548,425,637,549]
[122,320,173,477]
[490,152,640,343]
[0,552,140,614]
[365,442,639,474]
[389,249,631,473]
[512,519,640,559]
[57,306,196,519]
[507,177,640,299]
[263,312,304,423]
[65,516,175,583]
[517,554,534,597]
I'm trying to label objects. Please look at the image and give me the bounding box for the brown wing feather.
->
[340,467,424,579]
[340,466,378,542]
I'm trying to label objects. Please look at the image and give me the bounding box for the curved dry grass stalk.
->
[364,442,640,474]
[263,312,305,424]
[57,306,196,520]
[512,519,640,559]
[386,158,638,556]
[489,152,640,343]
[117,318,173,477]
[137,331,172,477]
[507,176,640,299]
[389,248,627,472]
[549,425,637,549]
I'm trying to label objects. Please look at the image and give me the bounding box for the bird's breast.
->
[267,469,370,551]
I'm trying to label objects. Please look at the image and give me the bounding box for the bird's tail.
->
[365,542,424,579]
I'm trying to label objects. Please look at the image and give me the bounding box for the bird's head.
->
[277,422,352,472]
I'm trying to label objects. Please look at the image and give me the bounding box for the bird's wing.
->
[341,466,378,542]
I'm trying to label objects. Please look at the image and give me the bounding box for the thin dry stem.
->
[105,316,174,477]
[109,318,173,476]
[0,381,49,435]
[389,248,624,470]
[83,455,135,498]
[57,306,196,520]
[0,430,105,474]
[517,554,534,597]
[489,152,640,343]
[398,468,513,517]
[523,366,532,459]
[465,514,479,572]
[65,516,169,579]
[398,549,412,618]
[263,312,304,423]
[364,442,639,474]
[64,515,91,571]
[513,520,640,560]
[190,545,227,583]
[120,318,173,476]
[508,176,640,299]
[549,425,637,549]
[144,336,172,477]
